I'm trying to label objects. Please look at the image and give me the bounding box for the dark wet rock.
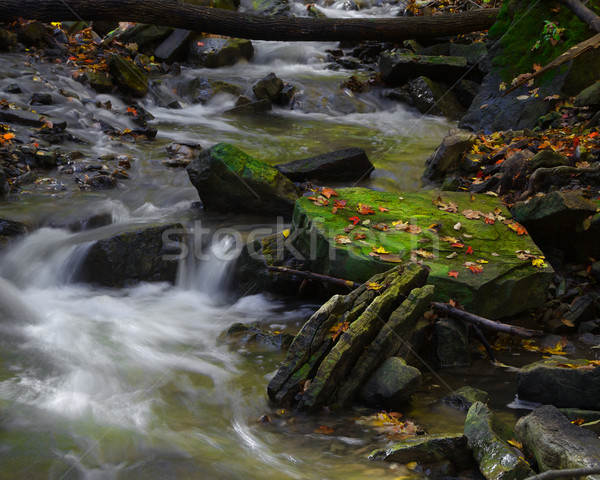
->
[574,81,600,108]
[515,405,600,474]
[379,53,468,86]
[188,36,253,68]
[517,356,600,409]
[235,232,308,295]
[404,76,464,120]
[454,78,481,108]
[0,27,18,51]
[175,76,240,104]
[498,149,535,195]
[461,46,600,132]
[384,88,414,105]
[416,43,451,57]
[3,83,21,94]
[225,97,272,114]
[528,150,570,171]
[0,108,66,129]
[76,172,117,190]
[0,166,7,196]
[359,357,422,408]
[30,93,52,106]
[511,190,598,262]
[220,323,294,351]
[441,176,462,191]
[251,0,291,17]
[114,24,173,50]
[164,142,201,168]
[423,129,476,181]
[450,42,487,66]
[307,4,327,18]
[155,29,195,63]
[470,174,501,195]
[0,219,27,238]
[277,84,296,106]
[107,54,148,97]
[187,143,299,216]
[435,317,470,367]
[369,433,475,476]
[441,386,488,412]
[76,223,184,287]
[253,72,284,102]
[591,261,600,284]
[275,147,374,182]
[562,294,599,326]
[464,402,534,480]
[560,408,600,424]
[15,20,49,48]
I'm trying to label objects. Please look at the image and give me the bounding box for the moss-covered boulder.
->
[460,0,600,131]
[464,402,534,480]
[76,223,183,287]
[370,433,475,477]
[107,54,148,97]
[290,187,552,318]
[359,357,422,409]
[517,356,600,409]
[187,143,300,216]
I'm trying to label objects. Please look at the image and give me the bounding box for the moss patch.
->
[291,188,552,318]
[489,0,600,83]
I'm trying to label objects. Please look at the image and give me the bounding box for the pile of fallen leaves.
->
[403,0,500,16]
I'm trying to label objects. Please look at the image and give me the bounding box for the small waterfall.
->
[0,228,95,288]
[177,234,241,296]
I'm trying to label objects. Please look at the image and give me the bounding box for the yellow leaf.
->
[373,246,390,254]
[532,258,547,268]
[282,229,290,238]
[366,282,383,290]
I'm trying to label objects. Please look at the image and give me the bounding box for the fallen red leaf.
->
[466,246,474,254]
[357,203,375,215]
[349,216,360,225]
[355,233,366,240]
[468,265,483,274]
[321,187,338,198]
[378,205,389,212]
[448,271,459,278]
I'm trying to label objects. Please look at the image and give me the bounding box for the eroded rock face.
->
[290,187,552,318]
[517,356,600,409]
[379,53,468,86]
[76,223,184,287]
[516,405,600,474]
[186,143,299,216]
[359,357,422,408]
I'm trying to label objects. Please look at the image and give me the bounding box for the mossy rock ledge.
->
[290,188,552,319]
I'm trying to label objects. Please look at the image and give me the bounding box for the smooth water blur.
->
[0,5,464,478]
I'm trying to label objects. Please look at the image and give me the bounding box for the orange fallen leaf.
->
[378,205,389,212]
[354,233,366,240]
[466,246,474,255]
[314,425,334,434]
[448,271,459,278]
[348,216,361,225]
[321,187,338,198]
[357,203,375,215]
[468,265,483,274]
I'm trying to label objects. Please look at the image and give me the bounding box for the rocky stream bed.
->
[1,0,600,479]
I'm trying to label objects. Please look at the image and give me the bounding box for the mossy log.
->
[267,263,431,411]
[3,0,499,43]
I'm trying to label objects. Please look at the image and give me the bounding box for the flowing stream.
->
[0,3,532,479]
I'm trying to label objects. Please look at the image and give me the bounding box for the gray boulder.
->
[155,29,195,63]
[441,386,489,412]
[435,317,470,367]
[76,223,184,287]
[424,128,477,181]
[186,143,299,216]
[224,96,272,114]
[405,76,464,120]
[574,81,600,108]
[188,36,253,68]
[275,147,374,182]
[515,405,600,477]
[252,72,283,102]
[517,356,600,409]
[359,357,422,408]
[379,52,468,86]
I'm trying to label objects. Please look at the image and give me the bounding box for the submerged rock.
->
[370,433,475,477]
[186,143,299,216]
[517,356,600,409]
[516,405,600,475]
[76,223,184,287]
[464,402,534,480]
[155,28,195,63]
[164,142,201,168]
[434,317,470,367]
[290,187,552,318]
[275,147,374,182]
[441,386,489,412]
[359,357,422,408]
[220,323,294,351]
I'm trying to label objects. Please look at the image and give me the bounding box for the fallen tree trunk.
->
[2,0,499,42]
[557,0,600,33]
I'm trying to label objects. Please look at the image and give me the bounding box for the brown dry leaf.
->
[334,234,352,244]
[414,249,434,259]
[379,253,403,263]
[462,209,484,220]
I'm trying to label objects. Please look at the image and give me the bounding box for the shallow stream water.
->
[0,3,552,479]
